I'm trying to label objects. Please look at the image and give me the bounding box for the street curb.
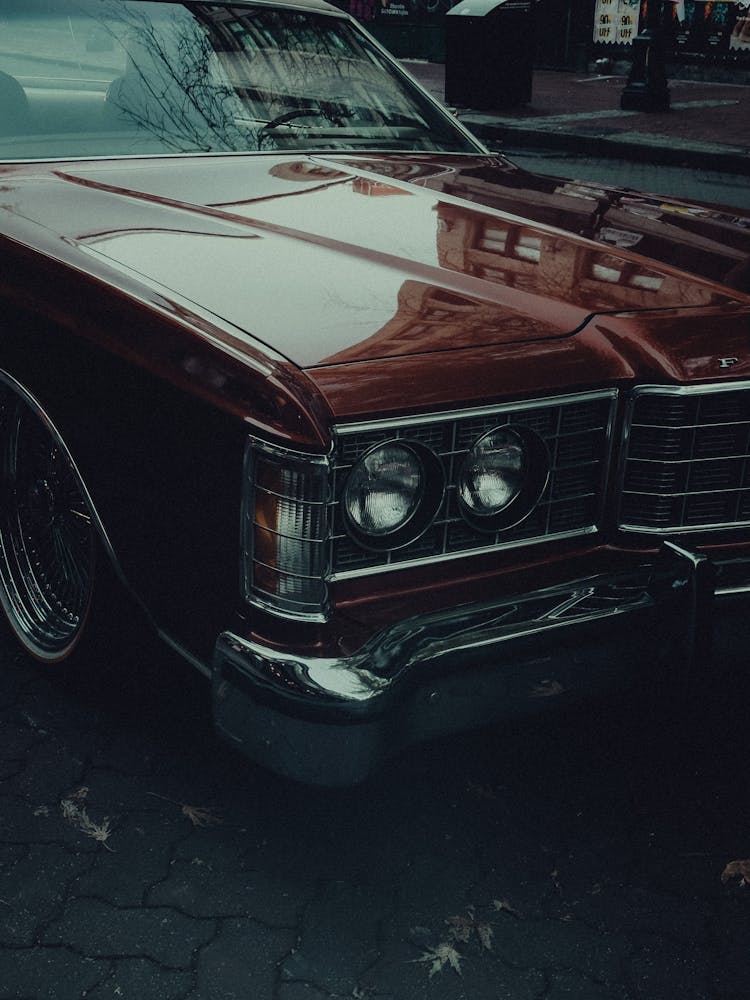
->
[458,117,750,176]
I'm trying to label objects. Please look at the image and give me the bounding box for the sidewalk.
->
[403,62,750,174]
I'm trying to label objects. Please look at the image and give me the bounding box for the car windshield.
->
[0,0,479,160]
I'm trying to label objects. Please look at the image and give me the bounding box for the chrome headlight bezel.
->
[341,439,445,551]
[242,393,612,615]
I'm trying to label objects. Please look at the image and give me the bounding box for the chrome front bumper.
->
[212,541,746,785]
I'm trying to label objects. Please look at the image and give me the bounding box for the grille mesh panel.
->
[330,393,614,577]
[620,387,750,531]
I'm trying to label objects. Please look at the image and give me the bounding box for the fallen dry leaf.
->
[60,798,114,851]
[446,907,493,951]
[721,859,750,885]
[493,897,522,919]
[529,679,565,698]
[181,804,222,827]
[476,922,494,952]
[146,791,221,827]
[414,942,463,978]
[446,914,473,943]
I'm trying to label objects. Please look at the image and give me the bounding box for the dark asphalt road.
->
[1,617,750,1000]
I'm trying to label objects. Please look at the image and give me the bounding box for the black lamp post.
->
[620,0,671,111]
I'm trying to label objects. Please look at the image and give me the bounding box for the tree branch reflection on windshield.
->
[75,0,473,155]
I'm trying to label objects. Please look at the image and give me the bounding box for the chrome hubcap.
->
[0,389,94,660]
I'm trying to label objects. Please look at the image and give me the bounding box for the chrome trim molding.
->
[244,588,329,624]
[334,390,619,438]
[157,631,212,678]
[330,389,618,580]
[619,519,750,535]
[618,381,750,535]
[244,391,618,601]
[213,539,747,784]
[627,381,750,398]
[218,564,656,709]
[329,525,599,582]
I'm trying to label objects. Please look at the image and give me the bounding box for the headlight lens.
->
[344,443,424,537]
[459,427,526,516]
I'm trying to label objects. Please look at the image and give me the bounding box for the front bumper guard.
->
[212,541,742,785]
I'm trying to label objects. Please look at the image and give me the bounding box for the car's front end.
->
[214,307,750,783]
[1,0,749,784]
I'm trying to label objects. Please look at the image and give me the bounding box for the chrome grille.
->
[620,384,750,532]
[330,391,616,578]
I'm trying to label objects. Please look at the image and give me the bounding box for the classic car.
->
[1,0,749,784]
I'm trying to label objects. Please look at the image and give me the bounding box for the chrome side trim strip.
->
[157,631,212,678]
[329,525,599,581]
[334,389,618,437]
[628,381,750,398]
[717,583,750,595]
[620,520,750,535]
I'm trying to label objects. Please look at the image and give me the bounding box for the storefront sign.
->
[675,0,749,55]
[593,0,639,43]
[592,0,750,56]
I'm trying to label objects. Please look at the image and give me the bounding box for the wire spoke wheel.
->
[0,388,95,661]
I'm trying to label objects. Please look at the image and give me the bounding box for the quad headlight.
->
[344,443,423,536]
[243,416,551,621]
[459,427,525,516]
[343,440,444,549]
[458,425,549,531]
[458,427,527,517]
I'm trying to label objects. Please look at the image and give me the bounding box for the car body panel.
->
[1,155,746,378]
[2,151,750,663]
[1,0,749,782]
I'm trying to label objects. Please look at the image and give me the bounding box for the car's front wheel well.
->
[0,369,152,662]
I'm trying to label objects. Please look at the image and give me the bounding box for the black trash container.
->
[445,0,533,109]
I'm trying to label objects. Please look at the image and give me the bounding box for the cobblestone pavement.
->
[1,621,750,1000]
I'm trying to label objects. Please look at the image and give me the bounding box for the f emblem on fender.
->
[718,357,739,369]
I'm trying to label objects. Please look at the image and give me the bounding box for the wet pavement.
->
[2,622,750,1000]
[403,64,750,174]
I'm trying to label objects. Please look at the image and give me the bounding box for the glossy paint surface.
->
[1,154,747,392]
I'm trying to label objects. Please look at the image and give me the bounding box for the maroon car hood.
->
[3,154,748,369]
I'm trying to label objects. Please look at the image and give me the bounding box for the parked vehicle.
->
[1,0,748,783]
